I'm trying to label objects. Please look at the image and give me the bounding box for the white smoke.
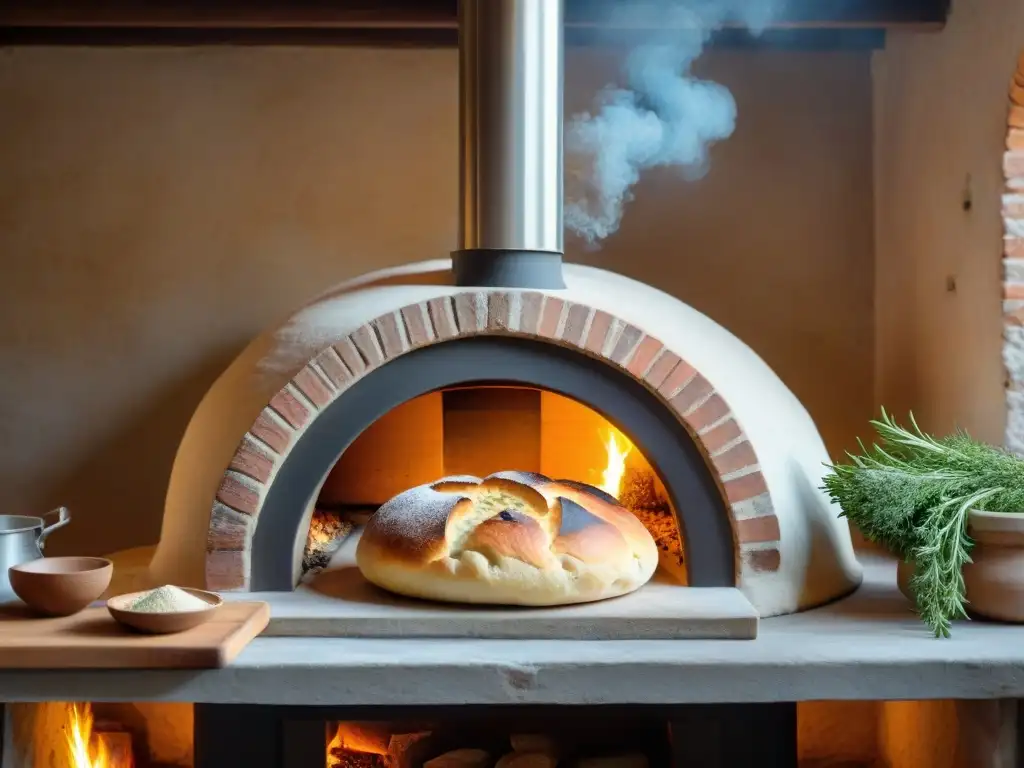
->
[565,0,780,244]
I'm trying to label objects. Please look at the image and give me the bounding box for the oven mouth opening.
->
[247,334,734,593]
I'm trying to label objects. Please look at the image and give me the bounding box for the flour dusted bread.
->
[355,472,659,606]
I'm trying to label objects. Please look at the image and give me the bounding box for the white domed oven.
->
[146,0,861,640]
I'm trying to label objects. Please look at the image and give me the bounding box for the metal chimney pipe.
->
[452,0,566,289]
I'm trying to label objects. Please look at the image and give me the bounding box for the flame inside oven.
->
[598,427,633,500]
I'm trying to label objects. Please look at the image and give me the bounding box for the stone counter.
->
[1,560,1023,706]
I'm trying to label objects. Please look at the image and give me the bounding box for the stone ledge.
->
[5,561,1024,706]
[225,532,758,640]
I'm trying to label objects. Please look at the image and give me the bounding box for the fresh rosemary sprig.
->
[822,410,1024,637]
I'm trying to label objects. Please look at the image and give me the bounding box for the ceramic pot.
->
[9,556,112,616]
[896,558,915,601]
[962,508,1024,623]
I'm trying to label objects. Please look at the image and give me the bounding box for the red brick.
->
[1005,151,1024,178]
[669,373,712,414]
[644,351,681,390]
[538,297,565,338]
[1005,283,1024,300]
[561,303,591,346]
[743,548,781,573]
[205,550,247,591]
[724,471,770,503]
[334,337,367,376]
[1007,238,1024,258]
[735,515,781,544]
[401,303,433,347]
[1011,105,1024,130]
[585,310,614,355]
[454,292,484,333]
[519,292,545,335]
[659,364,698,401]
[624,334,660,375]
[293,366,333,408]
[208,504,251,551]
[251,411,291,454]
[228,438,274,483]
[428,297,457,340]
[1004,196,1024,218]
[270,387,310,429]
[373,312,405,358]
[487,292,513,332]
[350,325,384,367]
[699,418,744,453]
[613,326,646,368]
[314,348,352,389]
[712,441,759,476]
[1013,81,1024,109]
[1009,129,1024,151]
[1006,302,1024,326]
[684,394,731,432]
[216,474,259,516]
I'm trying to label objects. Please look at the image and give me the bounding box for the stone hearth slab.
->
[225,531,758,640]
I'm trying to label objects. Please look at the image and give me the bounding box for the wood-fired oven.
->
[137,0,862,640]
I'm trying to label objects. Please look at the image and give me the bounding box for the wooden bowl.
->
[107,587,222,634]
[9,557,113,617]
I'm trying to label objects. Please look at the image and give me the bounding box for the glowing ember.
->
[64,703,121,768]
[326,722,390,767]
[598,428,633,499]
[303,510,355,575]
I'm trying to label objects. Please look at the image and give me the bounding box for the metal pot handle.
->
[37,506,71,552]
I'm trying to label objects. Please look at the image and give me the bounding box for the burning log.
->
[330,721,392,754]
[495,752,557,768]
[423,748,492,768]
[328,747,387,768]
[575,756,649,768]
[619,468,686,581]
[302,510,354,576]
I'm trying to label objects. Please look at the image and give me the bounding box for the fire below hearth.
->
[64,703,131,768]
[8,698,955,767]
[4,701,192,768]
[324,719,662,768]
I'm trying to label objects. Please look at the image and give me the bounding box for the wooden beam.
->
[0,27,888,51]
[0,0,950,31]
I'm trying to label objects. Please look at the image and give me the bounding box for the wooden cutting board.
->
[0,600,269,669]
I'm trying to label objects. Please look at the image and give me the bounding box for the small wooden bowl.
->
[106,587,222,634]
[9,557,113,617]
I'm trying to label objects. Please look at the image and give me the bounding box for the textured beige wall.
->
[0,45,874,560]
[871,0,1024,765]
[874,0,1024,445]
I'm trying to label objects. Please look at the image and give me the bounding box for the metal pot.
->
[0,507,71,601]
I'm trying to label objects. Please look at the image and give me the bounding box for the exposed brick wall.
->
[206,291,782,592]
[1005,52,1024,453]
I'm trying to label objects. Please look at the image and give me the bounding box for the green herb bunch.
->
[822,410,1024,637]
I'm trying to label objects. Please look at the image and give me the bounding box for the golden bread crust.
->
[355,472,660,606]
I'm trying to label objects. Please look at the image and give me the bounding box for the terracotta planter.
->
[962,508,1024,623]
[896,558,915,601]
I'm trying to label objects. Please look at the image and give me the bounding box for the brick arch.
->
[1004,51,1024,452]
[206,291,781,592]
